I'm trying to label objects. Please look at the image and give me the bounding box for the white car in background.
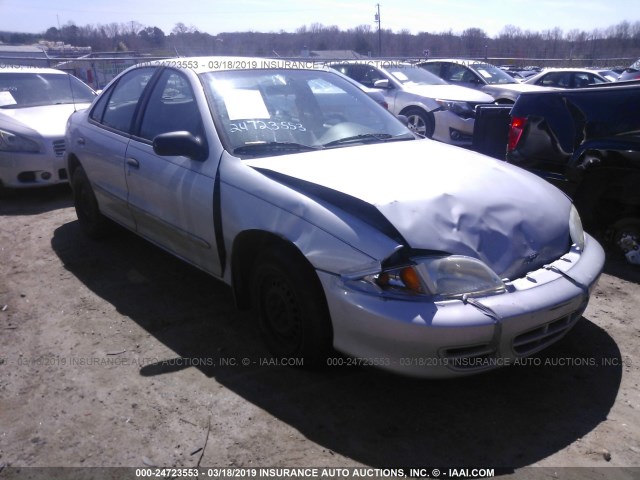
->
[0,67,96,190]
[329,60,495,146]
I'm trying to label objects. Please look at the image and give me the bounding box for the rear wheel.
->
[404,108,434,138]
[72,167,111,239]
[251,249,332,366]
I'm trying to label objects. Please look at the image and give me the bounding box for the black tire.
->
[0,185,14,199]
[251,249,332,367]
[72,167,111,240]
[404,108,435,138]
[610,218,640,258]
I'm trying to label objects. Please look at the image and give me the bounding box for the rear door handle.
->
[126,158,140,169]
[77,137,85,145]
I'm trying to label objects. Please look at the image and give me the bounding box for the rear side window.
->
[92,67,156,133]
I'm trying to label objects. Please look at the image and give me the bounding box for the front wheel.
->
[610,218,640,265]
[72,167,112,239]
[251,249,332,366]
[404,108,434,138]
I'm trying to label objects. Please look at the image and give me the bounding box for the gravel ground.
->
[1,186,639,480]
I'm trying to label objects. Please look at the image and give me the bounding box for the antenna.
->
[67,72,77,112]
[374,4,382,57]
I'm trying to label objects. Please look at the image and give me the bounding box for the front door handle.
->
[126,158,140,169]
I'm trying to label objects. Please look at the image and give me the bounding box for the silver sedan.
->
[329,60,495,146]
[419,59,552,103]
[65,57,604,377]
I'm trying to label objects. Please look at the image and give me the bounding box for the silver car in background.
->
[524,68,612,88]
[419,59,552,103]
[0,67,96,189]
[329,60,495,146]
[65,57,604,378]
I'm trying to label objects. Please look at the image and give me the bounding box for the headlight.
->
[358,255,505,299]
[569,204,585,250]
[435,99,473,118]
[0,129,41,153]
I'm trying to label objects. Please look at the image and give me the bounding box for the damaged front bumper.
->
[319,233,605,378]
[432,109,475,146]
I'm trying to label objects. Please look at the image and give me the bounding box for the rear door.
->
[79,67,156,229]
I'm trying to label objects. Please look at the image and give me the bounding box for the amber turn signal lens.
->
[400,267,423,293]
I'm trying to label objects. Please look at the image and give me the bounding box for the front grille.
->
[512,312,581,355]
[53,139,66,157]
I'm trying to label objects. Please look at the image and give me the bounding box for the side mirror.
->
[153,131,208,161]
[396,114,409,127]
[373,79,390,89]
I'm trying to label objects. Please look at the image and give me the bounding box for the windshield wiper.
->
[322,133,413,147]
[233,141,321,156]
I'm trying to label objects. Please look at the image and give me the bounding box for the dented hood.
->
[245,140,572,279]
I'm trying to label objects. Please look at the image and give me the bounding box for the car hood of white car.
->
[402,83,495,102]
[0,103,90,138]
[245,139,572,279]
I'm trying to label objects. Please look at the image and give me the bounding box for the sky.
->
[0,0,639,38]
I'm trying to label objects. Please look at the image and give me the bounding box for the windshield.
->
[386,64,447,86]
[469,63,518,85]
[202,69,415,158]
[0,73,96,109]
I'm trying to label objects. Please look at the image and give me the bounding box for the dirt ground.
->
[1,185,639,480]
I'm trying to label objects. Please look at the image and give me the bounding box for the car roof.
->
[132,56,334,74]
[0,67,70,75]
[326,59,413,68]
[537,68,604,73]
[420,59,492,66]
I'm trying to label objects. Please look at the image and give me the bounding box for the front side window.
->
[444,64,481,84]
[0,73,95,109]
[202,69,414,158]
[99,67,155,133]
[138,69,202,141]
[576,72,606,87]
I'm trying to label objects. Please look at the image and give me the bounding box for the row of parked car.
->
[3,57,639,191]
[0,56,607,378]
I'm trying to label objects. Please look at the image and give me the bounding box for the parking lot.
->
[1,186,639,478]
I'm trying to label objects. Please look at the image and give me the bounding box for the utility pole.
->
[375,4,382,57]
